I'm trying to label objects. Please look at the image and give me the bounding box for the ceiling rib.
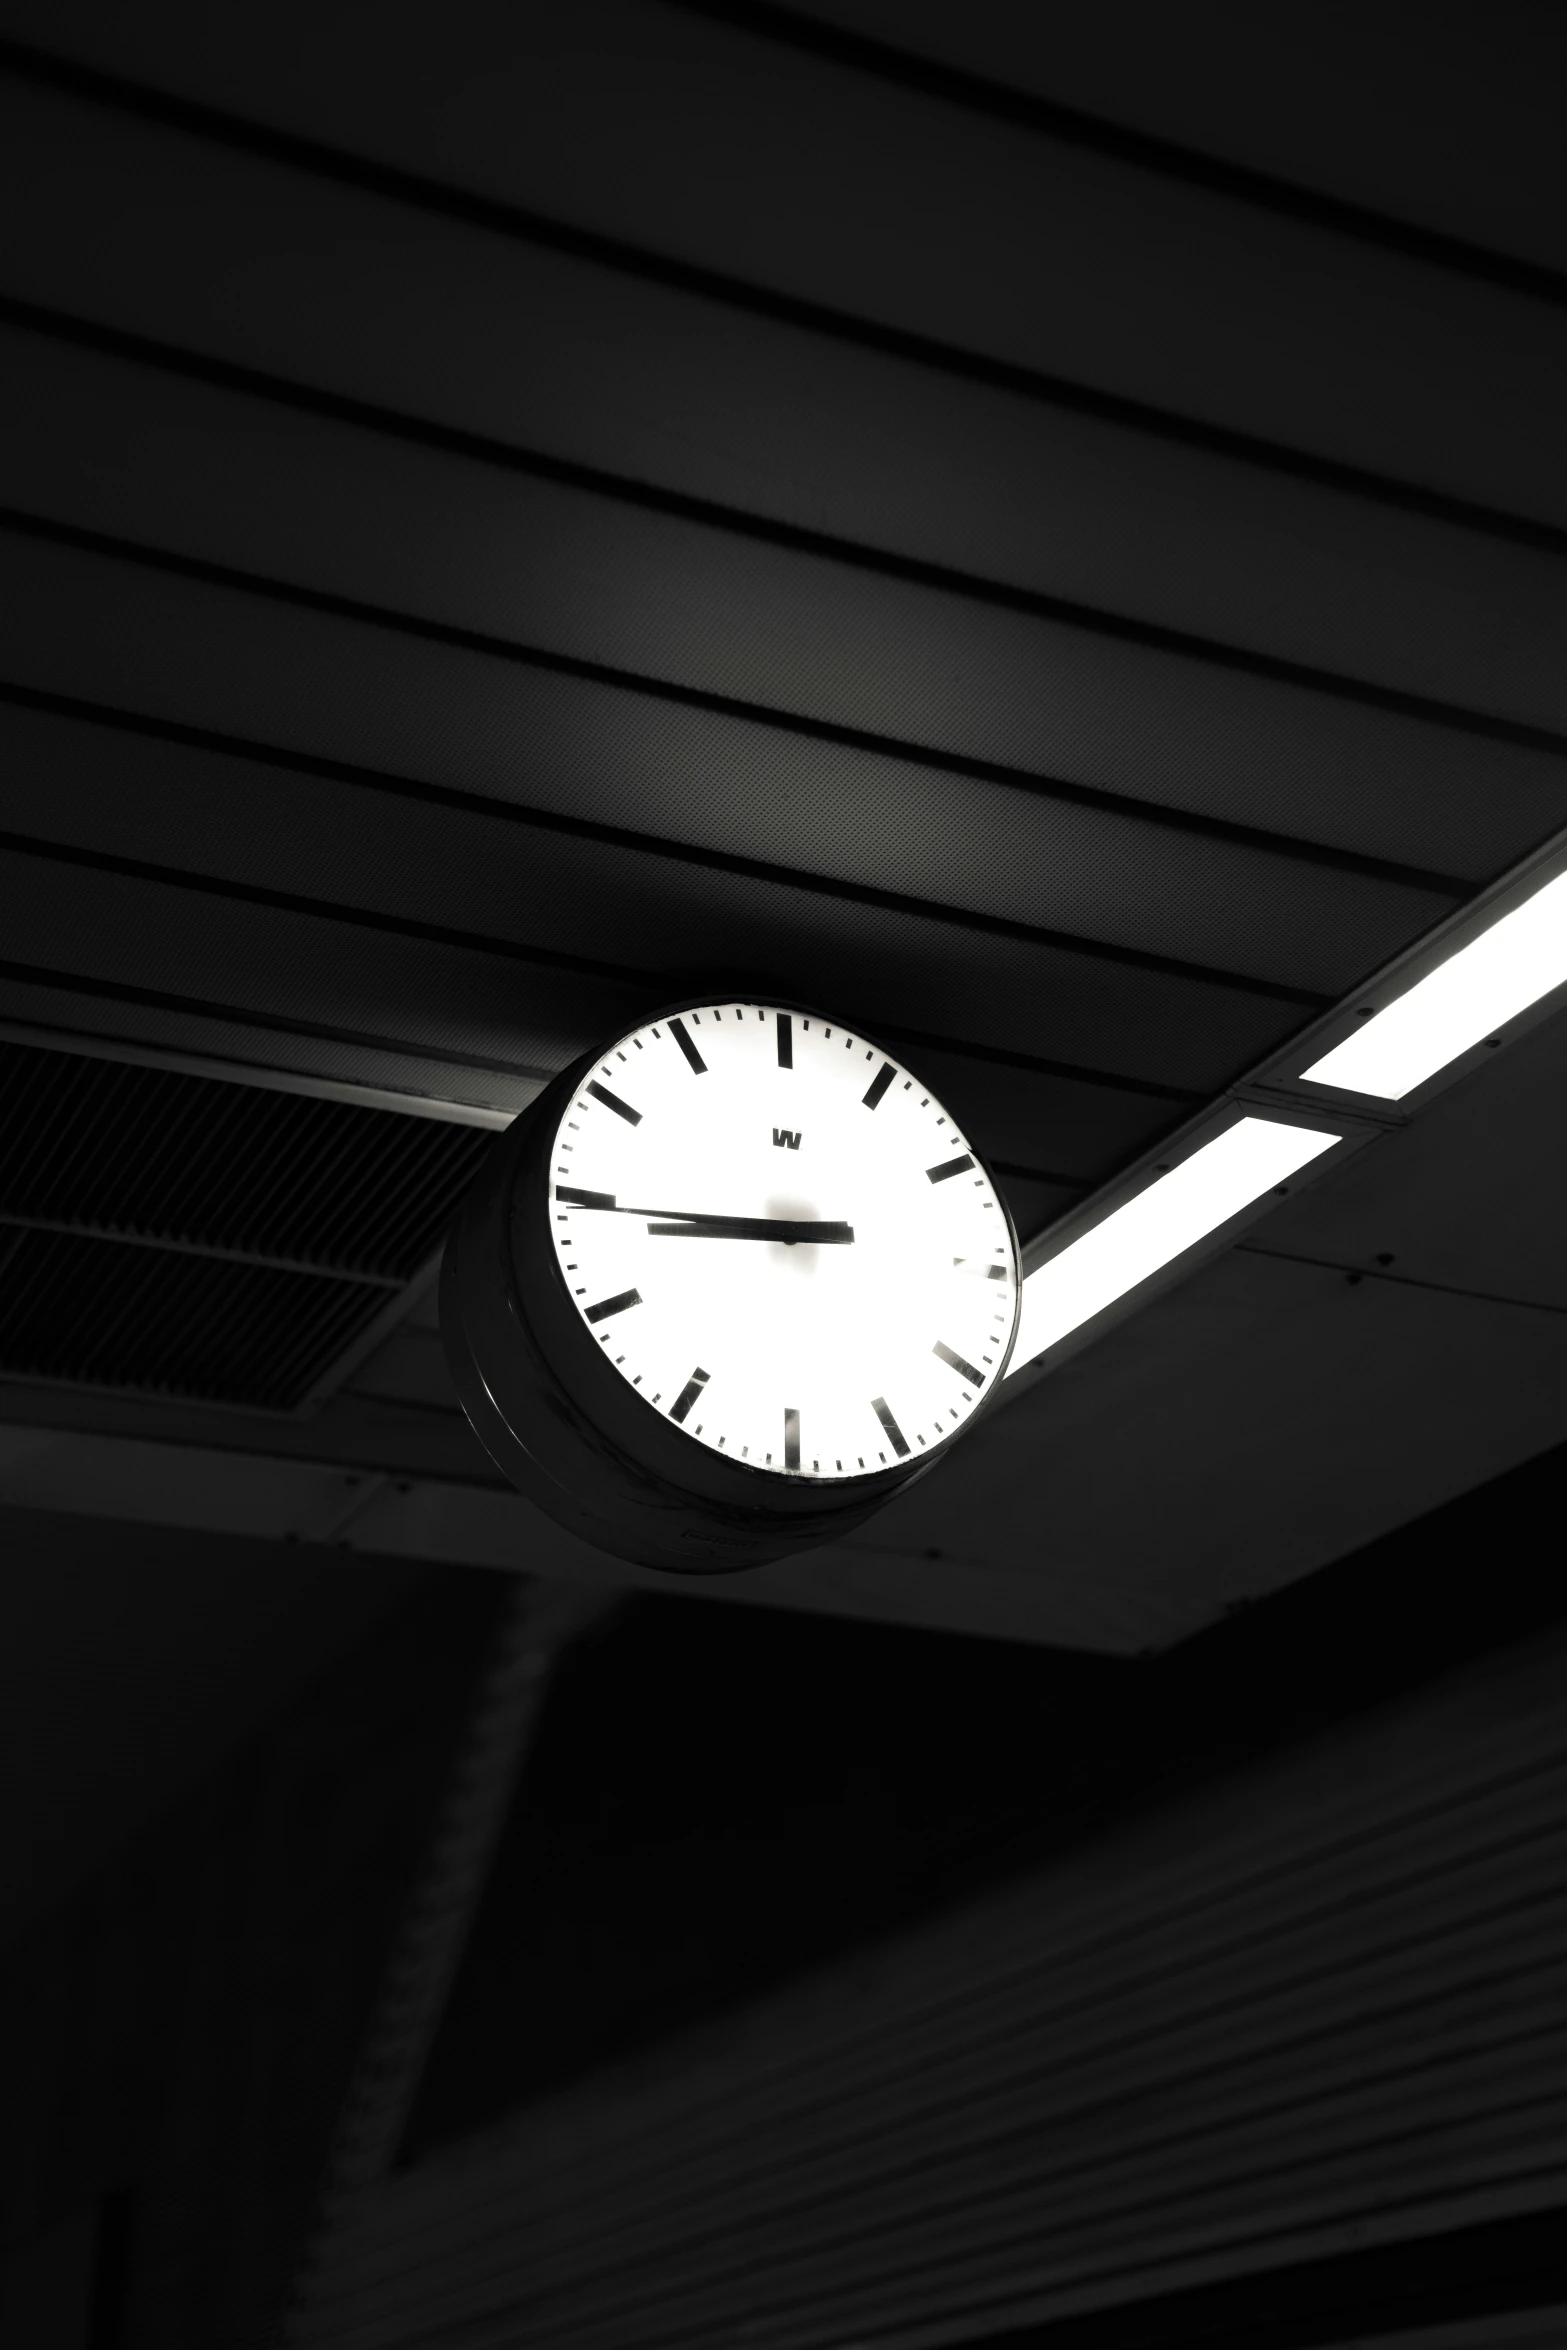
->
[9,290,1567,581]
[5,495,1544,840]
[0,825,1335,1012]
[2,674,1467,906]
[4,323,1564,766]
[1,697,1465,1005]
[0,957,1201,1111]
[673,0,1567,314]
[0,43,1561,560]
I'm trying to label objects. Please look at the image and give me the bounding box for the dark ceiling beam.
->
[0,45,1562,563]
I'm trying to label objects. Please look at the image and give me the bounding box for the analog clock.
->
[442,999,1021,1573]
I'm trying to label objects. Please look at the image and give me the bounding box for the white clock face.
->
[548,1003,1020,1482]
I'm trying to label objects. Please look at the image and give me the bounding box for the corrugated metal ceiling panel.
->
[0,1041,489,1408]
[5,13,1566,522]
[291,1624,1567,2348]
[0,1040,489,1277]
[8,318,1567,747]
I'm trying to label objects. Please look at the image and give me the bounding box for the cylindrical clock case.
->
[441,1043,1017,1574]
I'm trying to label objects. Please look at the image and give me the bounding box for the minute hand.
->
[554,1189,854,1241]
[644,1212,854,1243]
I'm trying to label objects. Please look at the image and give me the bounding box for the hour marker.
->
[927,1153,975,1184]
[587,1079,641,1125]
[669,1017,707,1075]
[670,1366,709,1423]
[784,1407,801,1471]
[556,1183,615,1209]
[586,1288,642,1325]
[862,1061,895,1111]
[987,1264,1008,1280]
[871,1396,910,1458]
[934,1339,985,1386]
[777,1014,793,1069]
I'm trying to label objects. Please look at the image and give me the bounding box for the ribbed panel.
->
[293,1629,1567,2350]
[0,1039,493,1408]
[0,1227,387,1410]
[0,1041,489,1279]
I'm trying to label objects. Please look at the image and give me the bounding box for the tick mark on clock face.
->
[669,1366,709,1423]
[862,1061,895,1111]
[784,1407,801,1470]
[934,1339,985,1386]
[871,1396,910,1458]
[669,1017,707,1075]
[927,1153,975,1184]
[586,1288,642,1324]
[777,1013,793,1069]
[587,1079,641,1125]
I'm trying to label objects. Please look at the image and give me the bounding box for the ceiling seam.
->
[0,825,1335,1008]
[0,959,1208,1106]
[667,0,1567,314]
[0,678,1471,910]
[2,44,1563,551]
[5,495,1555,782]
[1236,1245,1567,1324]
[8,289,1566,574]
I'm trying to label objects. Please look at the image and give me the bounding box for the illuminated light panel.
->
[1007,1116,1340,1376]
[1301,867,1567,1100]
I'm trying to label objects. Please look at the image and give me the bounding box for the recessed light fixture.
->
[1300,867,1567,1101]
[1006,1116,1340,1376]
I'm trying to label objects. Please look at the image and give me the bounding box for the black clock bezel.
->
[442,998,1022,1574]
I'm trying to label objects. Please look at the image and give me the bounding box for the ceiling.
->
[3,1,1567,1664]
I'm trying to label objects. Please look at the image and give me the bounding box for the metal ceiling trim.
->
[296,1244,447,1419]
[0,1016,516,1130]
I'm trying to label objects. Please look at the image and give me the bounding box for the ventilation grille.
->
[0,1043,493,1411]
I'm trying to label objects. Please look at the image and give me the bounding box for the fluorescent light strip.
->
[1007,1116,1340,1376]
[1301,866,1567,1101]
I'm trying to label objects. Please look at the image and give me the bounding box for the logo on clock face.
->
[546,1002,1021,1484]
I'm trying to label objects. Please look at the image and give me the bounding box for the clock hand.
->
[554,1188,852,1242]
[645,1216,854,1242]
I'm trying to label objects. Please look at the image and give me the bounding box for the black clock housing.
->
[441,1017,1019,1574]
